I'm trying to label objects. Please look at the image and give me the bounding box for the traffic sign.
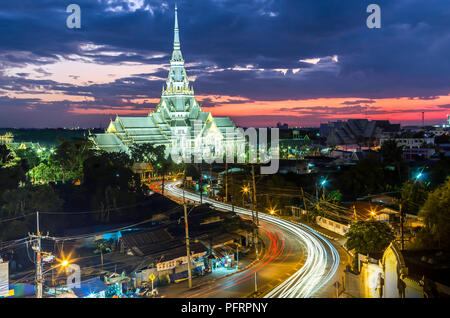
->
[149,273,155,281]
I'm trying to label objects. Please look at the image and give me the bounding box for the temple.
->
[91,6,240,159]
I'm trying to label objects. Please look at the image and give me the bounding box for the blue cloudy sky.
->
[0,0,449,127]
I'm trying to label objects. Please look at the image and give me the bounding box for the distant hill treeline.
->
[0,128,104,146]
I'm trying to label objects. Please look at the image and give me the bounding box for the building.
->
[380,137,435,149]
[322,119,400,146]
[91,6,242,160]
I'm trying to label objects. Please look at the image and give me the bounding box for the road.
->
[163,181,340,298]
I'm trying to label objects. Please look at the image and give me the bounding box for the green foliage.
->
[13,148,40,173]
[83,151,141,222]
[93,239,112,254]
[381,139,403,165]
[345,220,395,254]
[52,137,96,182]
[0,144,15,167]
[340,157,387,198]
[1,185,64,217]
[185,164,200,180]
[0,185,64,240]
[418,177,450,250]
[0,165,26,195]
[401,180,428,215]
[326,189,342,203]
[0,220,30,241]
[131,143,164,164]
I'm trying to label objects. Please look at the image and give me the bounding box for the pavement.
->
[279,216,359,298]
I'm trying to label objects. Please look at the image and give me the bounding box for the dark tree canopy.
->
[401,180,429,215]
[345,220,395,255]
[418,177,450,250]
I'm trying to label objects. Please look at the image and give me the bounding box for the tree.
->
[401,180,428,215]
[83,151,141,222]
[13,148,40,173]
[52,138,96,183]
[418,177,450,250]
[0,145,15,168]
[381,139,404,182]
[130,143,177,194]
[1,185,63,218]
[93,239,112,270]
[339,157,386,198]
[345,220,395,255]
[0,165,26,197]
[130,143,163,164]
[326,189,342,203]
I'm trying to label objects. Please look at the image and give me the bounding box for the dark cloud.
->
[0,0,449,127]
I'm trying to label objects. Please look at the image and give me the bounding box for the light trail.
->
[164,181,340,298]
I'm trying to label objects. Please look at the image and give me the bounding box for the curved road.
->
[163,181,340,298]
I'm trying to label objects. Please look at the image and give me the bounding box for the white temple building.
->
[91,6,242,162]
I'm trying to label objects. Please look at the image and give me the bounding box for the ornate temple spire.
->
[164,4,191,98]
[171,4,183,62]
[174,4,180,50]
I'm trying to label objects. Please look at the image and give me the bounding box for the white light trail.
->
[165,181,340,298]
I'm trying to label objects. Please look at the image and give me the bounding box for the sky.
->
[0,0,449,128]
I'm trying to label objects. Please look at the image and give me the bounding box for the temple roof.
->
[91,6,239,154]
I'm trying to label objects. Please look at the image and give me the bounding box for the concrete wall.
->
[360,262,382,298]
[316,216,349,236]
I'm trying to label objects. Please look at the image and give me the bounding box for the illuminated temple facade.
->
[91,6,240,159]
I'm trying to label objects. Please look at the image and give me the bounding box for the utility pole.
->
[36,211,43,298]
[400,202,404,250]
[183,168,186,204]
[225,162,228,203]
[236,245,239,270]
[184,204,193,288]
[301,187,307,217]
[251,165,258,226]
[315,183,319,202]
[251,165,259,261]
[30,211,48,298]
[230,167,234,212]
[353,205,357,221]
[209,164,213,198]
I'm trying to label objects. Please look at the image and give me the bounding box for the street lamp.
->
[241,186,249,207]
[367,207,377,219]
[316,177,328,201]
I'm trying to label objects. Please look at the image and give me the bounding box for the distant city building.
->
[91,7,241,158]
[276,122,289,130]
[442,115,450,128]
[380,137,435,149]
[321,119,400,146]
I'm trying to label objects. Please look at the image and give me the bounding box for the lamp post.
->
[242,186,249,208]
[184,204,192,289]
[236,245,239,270]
